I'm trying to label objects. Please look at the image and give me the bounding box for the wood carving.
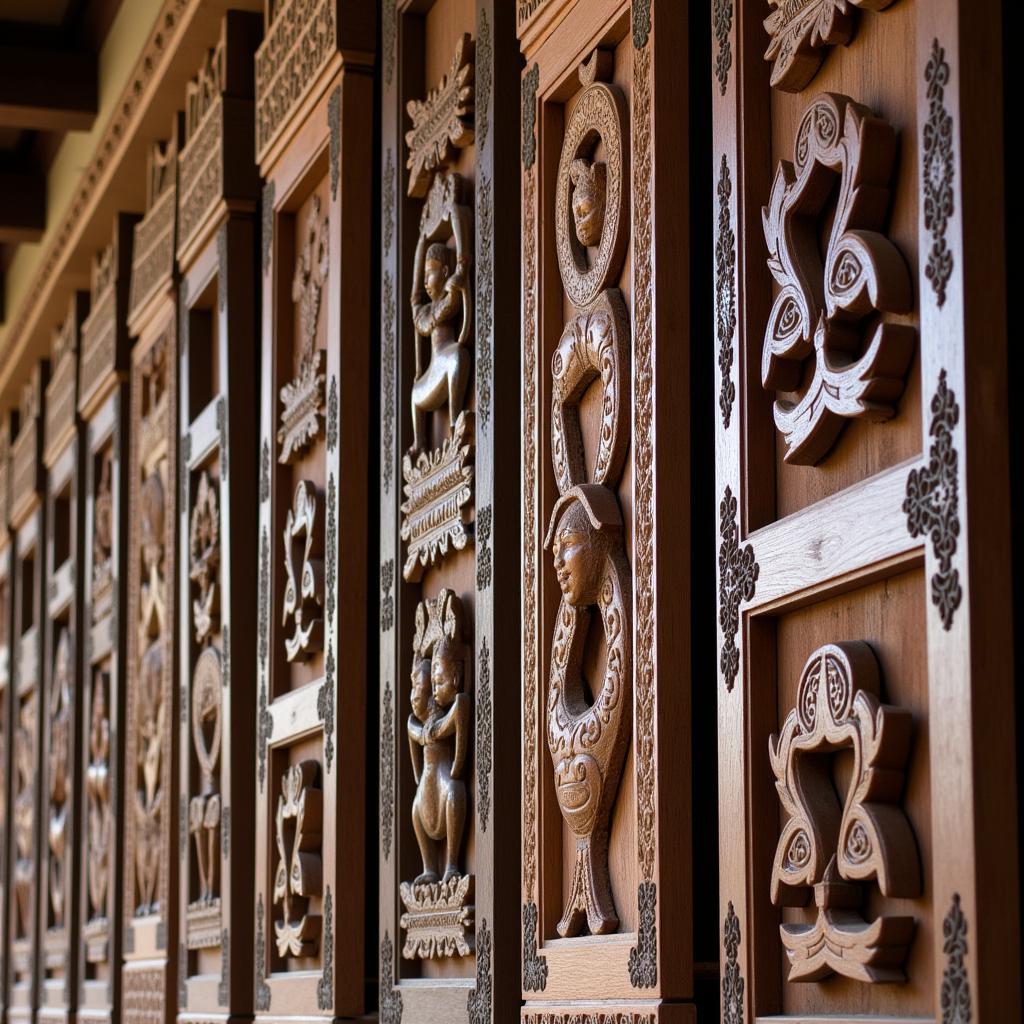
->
[84,669,112,959]
[92,453,114,625]
[282,480,324,661]
[273,760,323,958]
[923,39,954,308]
[279,195,328,464]
[762,93,915,465]
[189,471,220,644]
[47,628,73,930]
[13,695,36,938]
[400,589,473,959]
[543,54,632,939]
[769,642,920,983]
[405,34,475,198]
[764,0,896,93]
[722,901,744,1024]
[941,893,972,1023]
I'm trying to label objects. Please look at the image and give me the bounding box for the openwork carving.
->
[764,0,895,93]
[405,34,474,198]
[904,370,961,630]
[273,760,323,957]
[279,197,328,463]
[923,39,954,308]
[85,670,112,945]
[717,155,736,429]
[48,629,73,929]
[769,642,920,982]
[188,647,222,931]
[762,92,914,464]
[941,893,972,1023]
[401,589,473,959]
[718,487,757,692]
[282,480,324,661]
[189,471,219,644]
[92,452,114,625]
[722,902,744,1024]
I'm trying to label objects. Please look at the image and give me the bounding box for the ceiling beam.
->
[0,42,97,132]
[0,171,45,244]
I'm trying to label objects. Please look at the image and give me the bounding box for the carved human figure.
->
[86,671,111,919]
[408,590,469,886]
[135,642,164,915]
[189,647,222,905]
[569,157,607,248]
[48,629,73,929]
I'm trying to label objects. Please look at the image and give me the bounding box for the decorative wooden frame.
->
[714,0,1020,1019]
[37,292,89,1024]
[519,1,694,1020]
[5,362,49,1024]
[378,3,523,1021]
[254,3,373,1019]
[175,14,260,1020]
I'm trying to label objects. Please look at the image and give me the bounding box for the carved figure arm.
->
[433,692,469,778]
[407,714,425,784]
[410,236,428,378]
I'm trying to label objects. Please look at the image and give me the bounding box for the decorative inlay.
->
[189,471,219,644]
[522,901,548,992]
[380,558,395,632]
[329,86,341,201]
[722,902,743,1024]
[317,886,334,1009]
[716,155,736,429]
[405,34,475,198]
[262,181,275,274]
[254,895,271,1011]
[628,880,657,988]
[282,480,323,661]
[382,271,396,495]
[383,148,395,256]
[325,473,337,624]
[769,642,920,982]
[476,504,492,590]
[380,934,403,1024]
[327,375,338,452]
[764,0,895,93]
[467,919,492,1024]
[904,369,962,630]
[522,64,539,169]
[714,0,733,93]
[476,171,494,432]
[923,39,954,307]
[318,644,335,772]
[941,893,972,1023]
[762,92,914,464]
[476,637,492,833]
[718,486,758,692]
[633,0,652,49]
[381,681,395,861]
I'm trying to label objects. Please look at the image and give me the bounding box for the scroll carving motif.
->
[941,893,972,1023]
[762,92,914,464]
[189,471,219,644]
[279,196,328,463]
[92,453,114,625]
[722,902,744,1024]
[923,39,954,308]
[273,760,323,957]
[764,0,896,93]
[400,589,473,959]
[545,53,632,939]
[716,155,736,429]
[84,670,112,959]
[718,486,757,692]
[13,696,36,937]
[282,480,324,661]
[769,642,920,983]
[48,628,73,929]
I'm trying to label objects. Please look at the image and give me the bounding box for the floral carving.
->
[477,171,493,432]
[522,64,539,169]
[325,473,337,625]
[904,370,961,630]
[188,647,222,910]
[941,894,972,1023]
[380,558,395,633]
[282,480,323,661]
[714,0,732,93]
[476,9,492,148]
[254,895,271,1010]
[327,375,338,452]
[762,93,914,464]
[522,901,547,992]
[476,505,492,590]
[381,681,395,861]
[380,934,403,1024]
[318,645,336,772]
[476,637,492,832]
[383,0,396,87]
[317,887,334,1009]
[467,918,492,1024]
[722,902,743,1024]
[382,271,396,495]
[48,629,73,930]
[628,880,657,988]
[189,471,219,644]
[923,39,954,307]
[86,670,112,927]
[718,486,757,691]
[716,155,736,429]
[260,439,270,502]
[770,642,920,982]
[383,149,395,256]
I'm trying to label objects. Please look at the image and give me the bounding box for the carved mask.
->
[570,158,607,248]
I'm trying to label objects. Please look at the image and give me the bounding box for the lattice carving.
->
[189,471,220,644]
[282,480,324,661]
[769,642,920,982]
[762,92,914,464]
[48,628,73,929]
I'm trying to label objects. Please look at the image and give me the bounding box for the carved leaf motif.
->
[722,902,744,1024]
[923,39,954,307]
[718,487,757,691]
[716,155,737,428]
[188,471,220,645]
[282,480,324,661]
[48,629,73,929]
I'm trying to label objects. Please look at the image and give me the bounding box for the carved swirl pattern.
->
[522,901,548,992]
[467,918,492,1024]
[522,65,539,169]
[904,370,962,630]
[381,681,394,861]
[628,880,657,988]
[716,155,736,429]
[713,0,733,94]
[923,39,954,308]
[382,272,396,495]
[722,902,744,1024]
[476,638,492,833]
[718,486,757,692]
[941,894,972,1023]
[380,933,403,1024]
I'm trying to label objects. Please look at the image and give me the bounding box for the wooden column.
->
[254,2,374,1021]
[174,12,260,1023]
[38,292,90,1024]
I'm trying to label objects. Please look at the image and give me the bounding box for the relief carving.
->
[400,589,473,959]
[84,670,111,959]
[13,695,37,937]
[189,471,219,644]
[92,453,114,625]
[762,93,914,464]
[282,480,324,661]
[545,53,632,939]
[48,628,73,930]
[769,642,920,983]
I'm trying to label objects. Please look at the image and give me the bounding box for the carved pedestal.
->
[379,5,522,1022]
[254,3,374,1019]
[519,3,696,1020]
[714,0,1019,1019]
[5,364,49,1024]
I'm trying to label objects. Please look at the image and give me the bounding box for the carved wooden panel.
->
[519,3,693,1020]
[6,364,49,1024]
[379,2,522,1021]
[256,7,373,1018]
[176,20,260,1014]
[714,0,1019,1019]
[0,415,14,1024]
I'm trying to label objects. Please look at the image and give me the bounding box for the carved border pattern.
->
[941,893,971,1023]
[716,155,736,429]
[317,886,334,1009]
[904,369,961,630]
[380,933,403,1024]
[329,86,341,201]
[633,0,652,49]
[222,803,230,857]
[633,3,657,884]
[217,395,228,478]
[476,637,492,833]
[262,181,275,274]
[178,943,188,1008]
[467,919,492,1024]
[319,645,336,771]
[255,895,271,1011]
[718,486,758,691]
[257,527,272,788]
[217,227,227,311]
[380,681,394,861]
[476,505,492,590]
[327,376,338,452]
[383,0,396,88]
[325,473,337,623]
[476,8,492,149]
[923,39,954,308]
[522,901,548,992]
[522,65,540,169]
[713,0,733,94]
[383,149,395,257]
[628,880,657,988]
[477,172,494,432]
[380,558,395,633]
[722,901,743,1024]
[218,929,229,1006]
[382,272,396,494]
[260,440,270,501]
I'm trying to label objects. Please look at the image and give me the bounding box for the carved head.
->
[570,158,607,248]
[424,242,454,302]
[410,657,432,722]
[431,636,465,708]
[545,485,622,608]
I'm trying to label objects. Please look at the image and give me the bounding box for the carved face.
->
[431,639,463,707]
[570,158,607,248]
[551,501,605,607]
[410,659,431,722]
[424,244,453,302]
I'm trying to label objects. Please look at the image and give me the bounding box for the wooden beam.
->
[0,43,96,132]
[0,171,45,244]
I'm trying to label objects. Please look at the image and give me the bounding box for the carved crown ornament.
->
[762,92,915,465]
[282,479,324,661]
[769,642,920,983]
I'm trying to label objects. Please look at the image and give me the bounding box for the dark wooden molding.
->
[0,42,97,132]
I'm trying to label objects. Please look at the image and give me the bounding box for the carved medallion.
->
[92,452,114,625]
[84,670,111,960]
[273,760,323,957]
[401,589,473,959]
[279,196,328,463]
[405,34,475,198]
[769,642,920,982]
[764,0,895,93]
[282,480,324,661]
[189,471,220,645]
[762,93,914,464]
[48,628,73,930]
